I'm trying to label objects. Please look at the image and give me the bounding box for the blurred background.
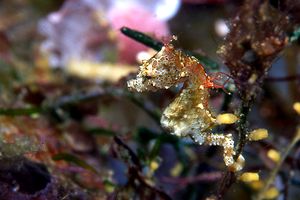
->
[0,0,300,199]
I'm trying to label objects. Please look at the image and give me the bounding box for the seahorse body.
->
[159,55,216,140]
[128,43,238,167]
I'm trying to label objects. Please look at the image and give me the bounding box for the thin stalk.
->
[256,127,300,200]
[149,137,162,161]
[120,27,163,51]
[0,106,42,116]
[0,90,105,117]
[0,88,161,128]
[120,26,219,70]
[234,102,250,159]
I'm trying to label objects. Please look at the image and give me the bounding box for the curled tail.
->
[191,132,244,170]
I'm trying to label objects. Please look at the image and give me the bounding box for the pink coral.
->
[109,5,169,63]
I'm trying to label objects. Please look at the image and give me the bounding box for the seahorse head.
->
[127,44,188,92]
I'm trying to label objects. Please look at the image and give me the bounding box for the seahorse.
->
[127,42,241,168]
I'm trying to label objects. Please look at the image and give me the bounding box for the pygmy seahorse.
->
[127,42,241,168]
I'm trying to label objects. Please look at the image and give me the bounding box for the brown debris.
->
[218,0,291,101]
